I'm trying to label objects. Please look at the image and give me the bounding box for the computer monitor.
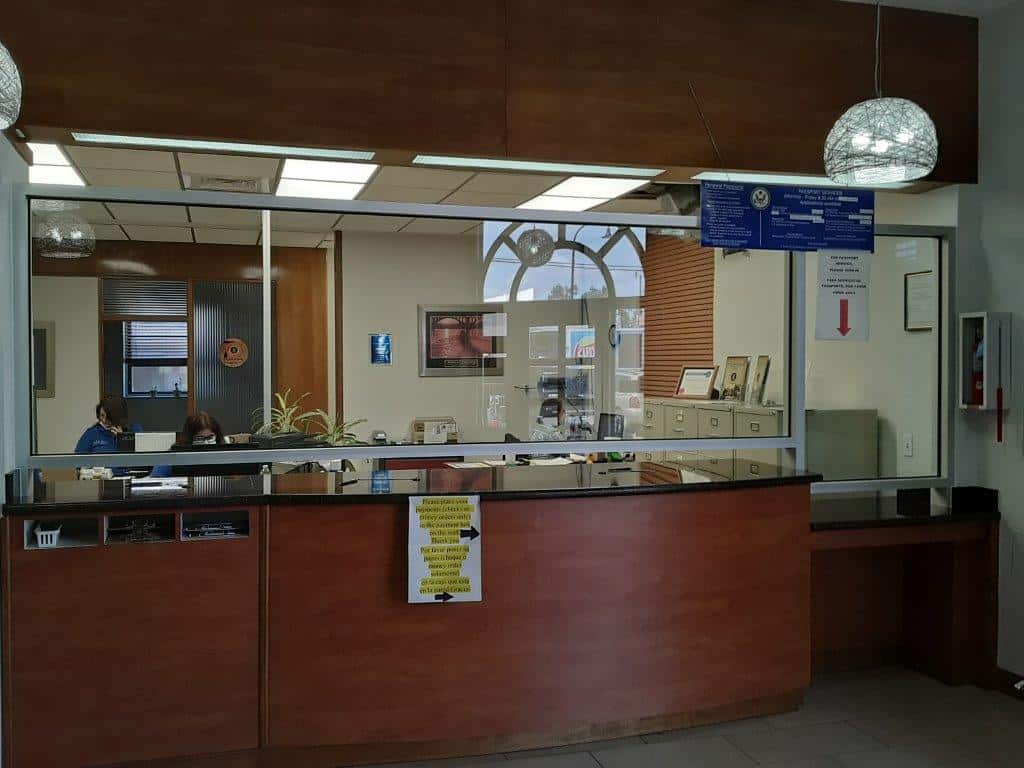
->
[597,413,624,440]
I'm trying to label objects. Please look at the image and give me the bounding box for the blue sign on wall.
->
[700,181,875,252]
[370,332,392,365]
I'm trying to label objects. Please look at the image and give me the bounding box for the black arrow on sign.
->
[460,526,480,541]
[434,592,454,602]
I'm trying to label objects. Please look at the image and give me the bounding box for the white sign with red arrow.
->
[815,250,870,341]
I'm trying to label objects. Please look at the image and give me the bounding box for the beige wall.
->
[32,276,100,454]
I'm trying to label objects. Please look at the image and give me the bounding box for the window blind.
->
[102,279,187,317]
[124,321,188,361]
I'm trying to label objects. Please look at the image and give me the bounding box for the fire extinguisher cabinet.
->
[959,312,1012,411]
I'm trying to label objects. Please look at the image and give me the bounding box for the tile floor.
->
[359,667,1022,768]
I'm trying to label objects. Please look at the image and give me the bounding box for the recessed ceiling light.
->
[517,195,607,212]
[27,142,69,166]
[692,170,911,190]
[276,178,365,200]
[281,158,377,184]
[542,176,647,199]
[71,132,375,161]
[413,154,664,179]
[29,165,85,186]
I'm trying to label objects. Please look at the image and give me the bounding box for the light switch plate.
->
[902,433,914,458]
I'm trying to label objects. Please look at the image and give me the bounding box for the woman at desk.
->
[74,396,137,454]
[150,412,226,478]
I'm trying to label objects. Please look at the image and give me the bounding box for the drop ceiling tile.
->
[178,152,281,178]
[271,231,325,248]
[194,228,259,245]
[91,224,127,241]
[593,198,663,213]
[372,166,473,190]
[269,210,340,231]
[75,201,114,223]
[359,183,448,204]
[122,225,193,243]
[188,206,262,227]
[441,190,533,207]
[460,172,563,196]
[80,168,182,190]
[65,146,177,172]
[336,214,413,232]
[401,218,478,234]
[107,203,189,225]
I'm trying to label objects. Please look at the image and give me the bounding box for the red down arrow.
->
[837,298,852,336]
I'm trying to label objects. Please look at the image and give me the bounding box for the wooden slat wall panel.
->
[640,237,714,398]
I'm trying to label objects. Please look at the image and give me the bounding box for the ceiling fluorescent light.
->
[281,158,377,184]
[29,165,85,186]
[543,176,647,198]
[517,195,608,212]
[692,171,911,190]
[276,178,365,200]
[414,154,663,179]
[71,132,375,161]
[27,142,69,166]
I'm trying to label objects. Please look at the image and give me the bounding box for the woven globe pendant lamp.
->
[0,39,21,129]
[824,1,937,185]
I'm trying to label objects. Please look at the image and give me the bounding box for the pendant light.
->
[33,211,96,260]
[824,1,937,185]
[0,39,22,129]
[516,228,556,267]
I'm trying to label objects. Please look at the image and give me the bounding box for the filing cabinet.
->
[733,407,785,438]
[697,404,735,438]
[638,402,664,439]
[698,451,735,479]
[664,403,698,439]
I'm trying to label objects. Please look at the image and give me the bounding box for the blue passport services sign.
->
[700,181,875,252]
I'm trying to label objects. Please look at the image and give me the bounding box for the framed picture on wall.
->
[720,356,751,401]
[418,305,504,377]
[748,355,771,405]
[904,270,936,331]
[675,365,718,400]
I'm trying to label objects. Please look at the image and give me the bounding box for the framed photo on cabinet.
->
[675,365,718,400]
[720,356,751,401]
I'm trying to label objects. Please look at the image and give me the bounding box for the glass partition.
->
[30,199,267,456]
[29,198,793,459]
[804,235,942,480]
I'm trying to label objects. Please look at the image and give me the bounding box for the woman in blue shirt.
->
[74,396,134,454]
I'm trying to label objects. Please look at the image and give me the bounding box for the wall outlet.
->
[902,433,914,458]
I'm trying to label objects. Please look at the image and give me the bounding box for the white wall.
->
[31,277,101,454]
[712,249,789,406]
[956,0,1024,676]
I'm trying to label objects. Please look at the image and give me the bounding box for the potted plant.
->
[251,389,320,448]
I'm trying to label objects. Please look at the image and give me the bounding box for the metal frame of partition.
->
[8,182,954,494]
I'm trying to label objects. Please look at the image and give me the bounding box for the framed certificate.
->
[675,365,718,400]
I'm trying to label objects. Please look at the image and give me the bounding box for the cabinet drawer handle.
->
[710,417,719,427]
[673,427,685,433]
[750,422,761,432]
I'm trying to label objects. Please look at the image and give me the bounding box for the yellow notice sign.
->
[408,495,481,603]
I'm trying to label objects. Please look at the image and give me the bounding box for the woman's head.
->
[181,412,225,446]
[96,396,128,428]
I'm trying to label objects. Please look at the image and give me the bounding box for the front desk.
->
[2,463,816,768]
[0,464,1000,768]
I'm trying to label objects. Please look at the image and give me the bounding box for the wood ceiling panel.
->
[5,1,507,157]
[507,0,977,182]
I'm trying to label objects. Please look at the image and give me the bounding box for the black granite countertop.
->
[3,461,821,516]
[810,495,1000,531]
